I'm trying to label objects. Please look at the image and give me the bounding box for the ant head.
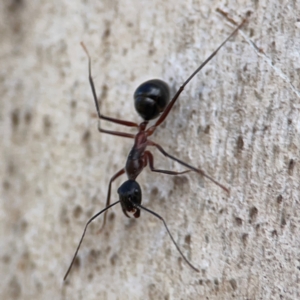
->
[134,79,170,121]
[117,180,142,218]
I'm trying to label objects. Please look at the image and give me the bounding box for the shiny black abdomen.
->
[134,79,170,121]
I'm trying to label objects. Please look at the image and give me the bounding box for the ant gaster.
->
[64,19,246,280]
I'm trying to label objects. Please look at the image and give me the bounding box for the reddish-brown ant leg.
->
[145,151,191,175]
[98,168,126,233]
[81,42,139,134]
[100,115,139,128]
[97,126,135,139]
[147,141,229,194]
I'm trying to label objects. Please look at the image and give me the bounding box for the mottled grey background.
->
[0,0,299,299]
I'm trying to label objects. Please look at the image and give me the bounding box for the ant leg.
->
[216,8,250,27]
[145,151,191,175]
[216,8,240,26]
[81,42,139,131]
[97,126,135,139]
[131,202,199,272]
[99,115,138,128]
[98,168,126,233]
[146,19,246,137]
[148,141,229,194]
[64,200,120,281]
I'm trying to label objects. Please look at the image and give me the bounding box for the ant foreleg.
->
[97,126,135,139]
[81,42,139,130]
[100,115,139,128]
[148,141,229,194]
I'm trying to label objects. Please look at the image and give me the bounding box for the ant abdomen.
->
[134,79,170,121]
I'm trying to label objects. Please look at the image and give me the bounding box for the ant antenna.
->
[64,200,120,281]
[135,203,200,272]
[183,18,246,86]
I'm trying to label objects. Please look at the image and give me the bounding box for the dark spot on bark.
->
[107,212,115,223]
[100,84,108,100]
[8,276,21,299]
[70,100,77,109]
[43,115,51,134]
[229,278,237,290]
[288,159,295,175]
[237,135,244,150]
[184,234,191,245]
[249,206,258,222]
[235,217,243,226]
[2,254,11,264]
[281,211,286,227]
[89,249,100,263]
[173,176,188,186]
[204,125,210,134]
[73,256,81,269]
[214,278,219,291]
[24,111,32,125]
[242,233,248,246]
[151,187,158,197]
[3,180,10,190]
[110,253,118,266]
[11,109,20,129]
[73,205,82,219]
[7,0,24,12]
[277,194,283,204]
[82,130,91,143]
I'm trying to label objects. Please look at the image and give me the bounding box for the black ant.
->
[64,19,246,281]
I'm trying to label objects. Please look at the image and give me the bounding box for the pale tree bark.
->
[0,0,299,299]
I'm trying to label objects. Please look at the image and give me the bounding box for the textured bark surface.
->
[0,0,299,299]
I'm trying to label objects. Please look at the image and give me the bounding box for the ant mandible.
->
[64,19,246,281]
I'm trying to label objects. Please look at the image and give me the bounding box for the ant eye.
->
[134,189,139,194]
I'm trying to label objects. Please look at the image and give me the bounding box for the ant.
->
[64,18,246,281]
